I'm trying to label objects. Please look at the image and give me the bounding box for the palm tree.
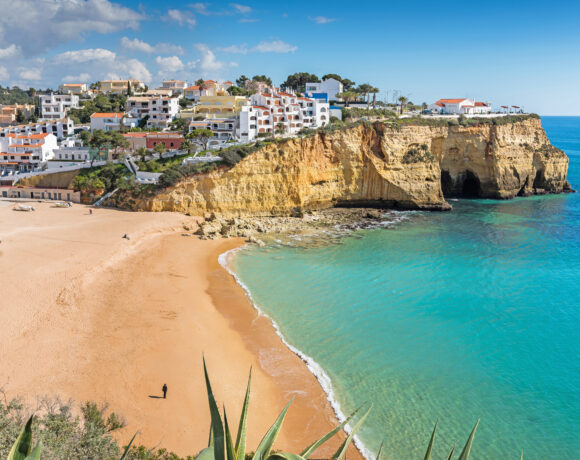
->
[357,83,373,106]
[181,140,195,155]
[336,91,358,107]
[398,96,408,114]
[370,87,380,109]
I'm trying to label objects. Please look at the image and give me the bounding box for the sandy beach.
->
[0,201,360,458]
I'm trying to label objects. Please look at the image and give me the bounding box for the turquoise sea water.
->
[230,117,580,459]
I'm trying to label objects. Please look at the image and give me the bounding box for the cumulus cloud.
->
[190,2,210,15]
[164,9,196,27]
[19,68,42,81]
[120,37,184,55]
[254,40,298,53]
[309,16,336,24]
[190,44,238,78]
[155,56,185,73]
[0,44,20,59]
[54,48,116,64]
[0,0,144,55]
[216,44,249,54]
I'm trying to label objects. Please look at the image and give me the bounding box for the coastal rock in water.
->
[131,117,571,215]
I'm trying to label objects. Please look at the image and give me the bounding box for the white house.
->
[303,78,344,102]
[39,93,79,120]
[58,83,89,96]
[0,118,74,139]
[238,89,330,141]
[159,80,188,95]
[428,98,491,115]
[127,95,180,128]
[0,132,58,172]
[189,118,238,143]
[89,113,137,132]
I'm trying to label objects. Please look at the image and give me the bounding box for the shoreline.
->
[0,202,361,458]
[217,247,372,460]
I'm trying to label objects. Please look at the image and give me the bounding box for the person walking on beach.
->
[89,209,93,215]
[162,384,167,399]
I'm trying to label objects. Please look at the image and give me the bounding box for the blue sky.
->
[0,0,579,114]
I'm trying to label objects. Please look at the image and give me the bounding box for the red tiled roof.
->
[252,105,269,111]
[277,92,294,97]
[122,133,147,138]
[185,86,200,90]
[90,112,124,118]
[475,102,489,107]
[298,97,312,101]
[435,98,467,105]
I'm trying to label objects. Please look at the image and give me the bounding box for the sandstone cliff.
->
[130,117,571,216]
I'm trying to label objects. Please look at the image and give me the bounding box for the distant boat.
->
[54,202,72,208]
[13,204,35,212]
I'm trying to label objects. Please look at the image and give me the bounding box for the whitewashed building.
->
[159,80,188,95]
[127,95,180,128]
[189,118,238,143]
[89,113,137,132]
[428,98,491,115]
[58,83,89,96]
[0,118,74,139]
[39,93,79,120]
[303,78,344,102]
[238,89,330,141]
[0,133,58,172]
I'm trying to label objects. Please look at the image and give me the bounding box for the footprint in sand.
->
[159,310,177,320]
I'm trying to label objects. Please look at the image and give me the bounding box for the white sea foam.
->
[218,247,375,460]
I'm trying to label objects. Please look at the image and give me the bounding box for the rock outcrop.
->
[130,117,571,216]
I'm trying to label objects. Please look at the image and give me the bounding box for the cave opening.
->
[461,171,481,197]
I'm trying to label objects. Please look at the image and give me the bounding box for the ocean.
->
[228,116,580,459]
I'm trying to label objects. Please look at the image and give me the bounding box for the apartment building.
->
[100,79,145,95]
[0,132,58,172]
[0,118,74,139]
[39,93,79,120]
[0,104,34,126]
[127,95,180,128]
[58,83,89,96]
[89,113,137,132]
[304,78,344,102]
[194,95,248,118]
[189,118,237,142]
[159,80,188,95]
[238,89,330,141]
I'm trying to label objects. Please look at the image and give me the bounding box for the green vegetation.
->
[402,144,435,163]
[72,162,127,193]
[79,129,129,161]
[68,94,127,124]
[157,162,218,188]
[187,129,214,150]
[3,360,525,459]
[0,86,39,105]
[342,108,397,120]
[281,72,320,93]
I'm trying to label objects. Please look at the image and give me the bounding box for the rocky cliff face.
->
[131,117,571,216]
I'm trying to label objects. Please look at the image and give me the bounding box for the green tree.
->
[180,140,196,154]
[16,109,25,123]
[108,131,130,159]
[370,86,380,109]
[322,73,342,82]
[153,142,167,155]
[336,91,358,107]
[252,75,273,86]
[135,146,149,162]
[170,117,189,133]
[227,85,248,96]
[398,96,408,114]
[342,78,356,91]
[195,78,205,87]
[187,128,214,150]
[282,72,319,93]
[236,75,249,88]
[422,102,428,111]
[356,83,374,104]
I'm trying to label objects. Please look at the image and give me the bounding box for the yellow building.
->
[100,79,145,95]
[194,95,248,118]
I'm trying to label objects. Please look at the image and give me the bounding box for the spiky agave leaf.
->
[520,449,524,460]
[224,407,236,460]
[235,368,252,460]
[196,447,216,460]
[423,420,438,460]
[203,358,226,460]
[300,405,363,459]
[24,442,42,460]
[445,442,456,460]
[8,415,34,460]
[376,441,384,460]
[332,404,372,460]
[253,399,293,460]
[267,453,305,460]
[457,420,479,460]
[120,432,137,460]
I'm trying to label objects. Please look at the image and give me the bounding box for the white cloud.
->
[254,40,298,53]
[230,3,251,14]
[0,0,144,55]
[19,69,42,81]
[62,72,91,82]
[121,37,184,55]
[239,18,258,23]
[164,9,196,27]
[107,58,152,83]
[217,44,249,54]
[0,44,20,59]
[155,56,185,73]
[190,3,210,15]
[0,66,9,81]
[54,48,116,64]
[309,16,336,24]
[191,44,238,78]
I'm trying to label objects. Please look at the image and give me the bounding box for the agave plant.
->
[421,419,480,460]
[196,358,370,460]
[7,416,41,460]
